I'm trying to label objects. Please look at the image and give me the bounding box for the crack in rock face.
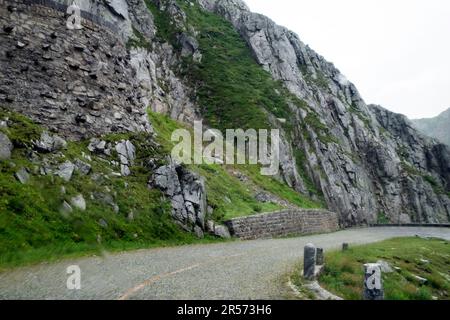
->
[150,160,207,235]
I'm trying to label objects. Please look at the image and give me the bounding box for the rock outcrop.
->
[0,0,152,140]
[1,0,449,228]
[0,132,13,160]
[150,159,207,235]
[195,0,450,224]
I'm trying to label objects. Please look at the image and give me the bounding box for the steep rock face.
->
[0,0,205,233]
[412,108,450,146]
[370,105,450,223]
[150,159,207,235]
[1,0,449,226]
[196,0,450,224]
[0,0,152,139]
[0,0,198,139]
[126,0,199,124]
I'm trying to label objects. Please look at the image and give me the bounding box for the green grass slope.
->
[0,109,215,270]
[316,237,450,300]
[149,111,323,221]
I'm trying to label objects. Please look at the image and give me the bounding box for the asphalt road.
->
[0,227,449,300]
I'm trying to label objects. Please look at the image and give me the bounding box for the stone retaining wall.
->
[225,209,340,240]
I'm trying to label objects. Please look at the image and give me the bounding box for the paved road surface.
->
[0,227,449,299]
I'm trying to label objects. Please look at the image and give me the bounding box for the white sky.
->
[244,0,450,119]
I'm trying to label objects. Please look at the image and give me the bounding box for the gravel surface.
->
[0,227,449,300]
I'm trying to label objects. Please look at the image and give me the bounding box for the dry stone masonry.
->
[0,0,152,140]
[225,209,339,240]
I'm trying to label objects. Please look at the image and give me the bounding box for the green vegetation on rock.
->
[145,0,179,46]
[0,110,217,270]
[126,26,152,50]
[377,211,390,224]
[239,164,323,210]
[147,0,301,133]
[349,102,371,128]
[148,111,323,221]
[179,1,290,131]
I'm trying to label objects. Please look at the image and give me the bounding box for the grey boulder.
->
[55,161,75,182]
[214,225,231,239]
[0,132,13,160]
[115,140,135,176]
[33,131,67,153]
[15,167,30,184]
[74,159,92,175]
[59,201,73,217]
[70,194,86,211]
[151,160,208,233]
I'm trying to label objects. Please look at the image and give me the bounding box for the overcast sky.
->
[244,0,450,119]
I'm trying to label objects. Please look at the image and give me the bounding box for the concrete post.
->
[303,243,316,281]
[316,247,324,265]
[363,263,384,300]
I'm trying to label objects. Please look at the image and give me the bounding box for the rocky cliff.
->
[193,0,450,224]
[412,108,450,146]
[1,0,449,231]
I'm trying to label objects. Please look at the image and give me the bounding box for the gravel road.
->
[0,227,449,300]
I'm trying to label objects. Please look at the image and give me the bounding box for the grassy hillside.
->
[0,109,322,270]
[0,109,215,270]
[146,0,301,132]
[148,111,323,221]
[315,237,450,300]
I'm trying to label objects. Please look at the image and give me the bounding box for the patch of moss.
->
[293,148,325,203]
[377,211,389,224]
[303,111,339,145]
[239,164,324,210]
[401,161,421,176]
[423,175,445,194]
[0,107,42,148]
[349,103,371,129]
[299,65,329,91]
[126,26,152,50]
[144,0,180,46]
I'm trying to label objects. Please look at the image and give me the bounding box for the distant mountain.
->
[412,108,450,146]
